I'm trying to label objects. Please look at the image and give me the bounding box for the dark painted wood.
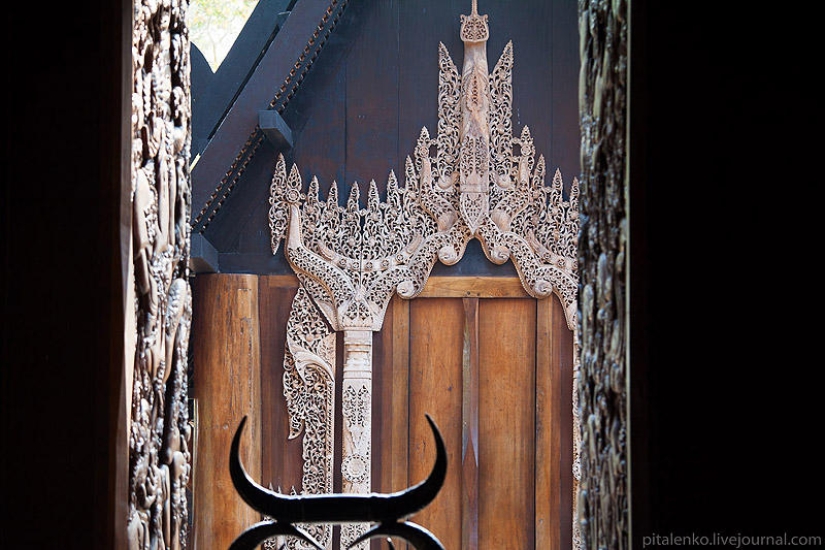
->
[259,108,294,150]
[218,252,293,275]
[191,0,296,157]
[284,1,350,196]
[191,0,347,218]
[190,44,214,147]
[190,233,219,273]
[202,138,280,254]
[343,0,399,193]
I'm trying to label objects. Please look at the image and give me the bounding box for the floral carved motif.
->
[280,288,336,550]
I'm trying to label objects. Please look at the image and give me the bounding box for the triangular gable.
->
[191,0,351,235]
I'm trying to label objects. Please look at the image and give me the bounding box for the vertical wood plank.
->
[408,298,464,550]
[391,295,411,492]
[461,297,480,550]
[383,295,411,550]
[552,296,575,549]
[192,274,262,550]
[372,296,399,550]
[258,275,304,494]
[536,296,560,550]
[478,298,536,549]
[373,299,392,495]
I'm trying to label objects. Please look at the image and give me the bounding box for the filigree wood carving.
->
[280,288,337,550]
[129,0,193,548]
[269,2,579,326]
[268,2,580,548]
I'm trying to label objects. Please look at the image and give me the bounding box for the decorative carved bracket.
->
[267,2,580,548]
[270,2,579,331]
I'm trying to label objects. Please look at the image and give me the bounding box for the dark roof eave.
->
[191,0,349,230]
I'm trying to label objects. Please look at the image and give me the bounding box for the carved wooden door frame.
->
[267,3,581,548]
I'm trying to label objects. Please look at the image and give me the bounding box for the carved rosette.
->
[129,0,192,548]
[268,3,580,548]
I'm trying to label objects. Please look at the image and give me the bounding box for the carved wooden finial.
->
[460,0,489,43]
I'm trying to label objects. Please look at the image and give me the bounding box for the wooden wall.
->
[191,275,263,550]
[191,274,573,548]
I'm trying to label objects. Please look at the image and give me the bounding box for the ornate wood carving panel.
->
[129,0,193,548]
[577,0,630,548]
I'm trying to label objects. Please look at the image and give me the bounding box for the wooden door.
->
[373,278,574,550]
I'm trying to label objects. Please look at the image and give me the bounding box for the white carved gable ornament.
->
[266,2,579,548]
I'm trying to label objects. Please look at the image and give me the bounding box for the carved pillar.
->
[577,0,629,548]
[339,330,373,549]
[340,330,373,495]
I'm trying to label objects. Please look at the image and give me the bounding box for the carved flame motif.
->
[280,288,336,550]
[268,3,579,549]
[268,23,580,329]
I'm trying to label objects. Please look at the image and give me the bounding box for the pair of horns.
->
[229,414,447,550]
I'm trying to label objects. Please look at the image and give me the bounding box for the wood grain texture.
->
[419,275,530,298]
[373,297,393,495]
[478,298,536,549]
[390,295,411,493]
[191,274,262,550]
[535,297,559,550]
[552,293,575,550]
[408,298,465,550]
[461,298,480,550]
[258,275,303,494]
